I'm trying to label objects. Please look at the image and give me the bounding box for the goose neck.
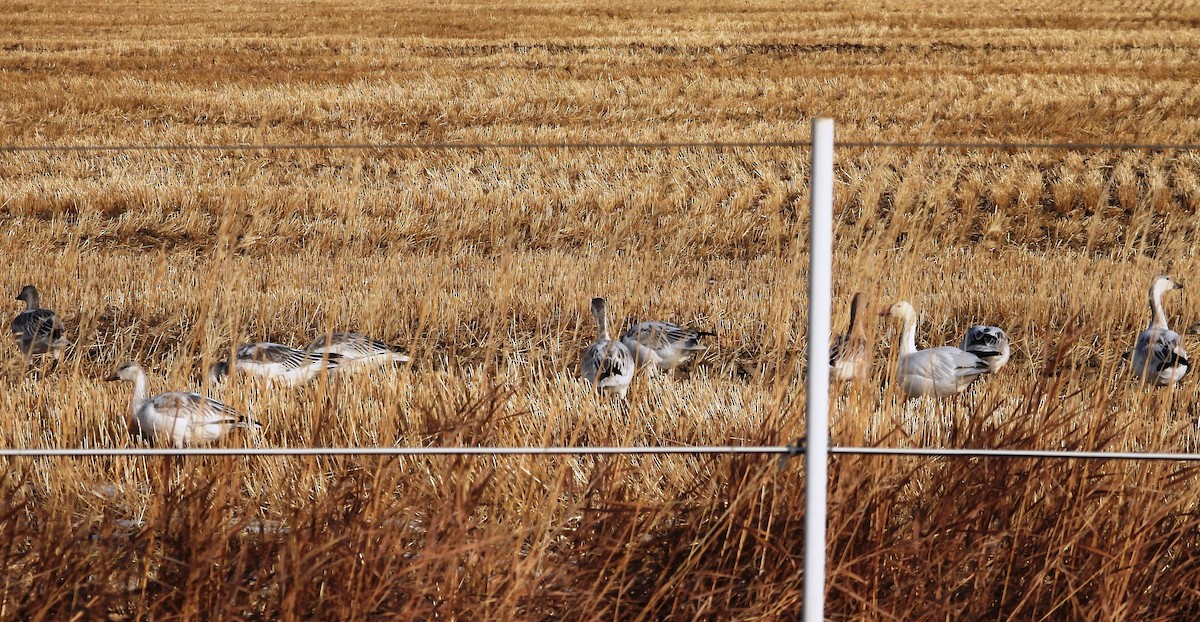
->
[593,309,610,341]
[1149,286,1169,330]
[898,313,918,356]
[129,370,148,420]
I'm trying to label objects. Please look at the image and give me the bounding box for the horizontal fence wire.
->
[3,140,1200,153]
[5,445,1200,461]
[829,447,1200,461]
[0,446,792,458]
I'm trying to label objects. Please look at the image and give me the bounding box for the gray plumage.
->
[830,293,870,382]
[307,332,410,370]
[960,325,1010,374]
[580,298,635,398]
[1131,275,1189,386]
[620,320,715,374]
[11,285,69,362]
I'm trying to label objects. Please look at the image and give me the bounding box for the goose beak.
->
[1176,281,1185,290]
[103,373,120,382]
[877,310,891,317]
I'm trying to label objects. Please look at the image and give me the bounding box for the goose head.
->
[16,285,40,309]
[1151,275,1183,298]
[206,361,230,384]
[104,361,145,383]
[880,301,916,323]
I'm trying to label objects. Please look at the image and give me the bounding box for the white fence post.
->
[804,118,834,622]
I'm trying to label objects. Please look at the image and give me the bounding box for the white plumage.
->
[308,332,410,372]
[580,297,635,398]
[1131,275,1189,386]
[106,361,259,448]
[960,325,1011,374]
[882,301,990,398]
[208,342,341,386]
[620,321,715,375]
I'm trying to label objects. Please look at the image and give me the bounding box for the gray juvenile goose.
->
[11,285,70,363]
[830,292,871,382]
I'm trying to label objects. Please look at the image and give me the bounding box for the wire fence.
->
[0,445,792,458]
[4,133,1196,464]
[7,445,1200,461]
[2,139,1200,153]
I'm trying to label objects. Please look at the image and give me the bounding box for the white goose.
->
[620,320,715,375]
[207,342,341,386]
[105,361,259,448]
[830,292,871,382]
[580,297,636,398]
[960,325,1011,374]
[1131,275,1189,386]
[308,332,410,371]
[11,285,70,363]
[882,301,990,398]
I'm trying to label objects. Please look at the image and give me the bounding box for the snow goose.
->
[11,285,70,363]
[105,361,259,448]
[1131,275,1189,386]
[307,332,410,372]
[580,297,635,398]
[882,301,990,398]
[960,325,1011,374]
[207,342,341,386]
[620,319,715,375]
[830,292,871,381]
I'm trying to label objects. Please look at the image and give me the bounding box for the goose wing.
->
[581,340,635,383]
[237,342,334,369]
[902,346,989,381]
[623,321,713,351]
[580,341,605,381]
[829,333,862,365]
[309,332,405,359]
[961,325,1010,372]
[147,392,258,428]
[1150,329,1190,372]
[961,325,1007,357]
[12,309,63,341]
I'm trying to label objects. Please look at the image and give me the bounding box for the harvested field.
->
[3,0,1200,618]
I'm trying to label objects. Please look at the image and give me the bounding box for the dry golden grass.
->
[4,0,1200,618]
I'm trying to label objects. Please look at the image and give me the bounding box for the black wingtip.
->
[596,360,619,382]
